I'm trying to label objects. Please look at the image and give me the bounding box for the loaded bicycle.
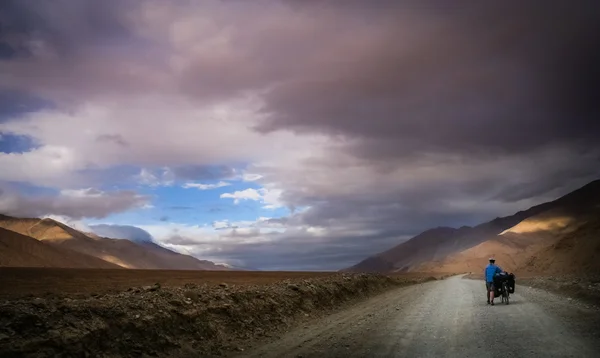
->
[493,272,515,305]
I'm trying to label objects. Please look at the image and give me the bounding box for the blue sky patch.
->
[0,133,39,154]
[88,178,290,229]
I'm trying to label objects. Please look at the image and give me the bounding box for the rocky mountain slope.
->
[518,212,600,275]
[0,215,229,270]
[347,180,600,274]
[0,227,120,268]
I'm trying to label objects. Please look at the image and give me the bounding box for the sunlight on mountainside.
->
[99,255,134,269]
[500,216,574,235]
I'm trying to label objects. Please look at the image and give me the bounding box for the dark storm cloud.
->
[0,90,54,122]
[0,0,166,101]
[0,0,133,58]
[90,224,154,243]
[491,159,600,203]
[257,1,600,158]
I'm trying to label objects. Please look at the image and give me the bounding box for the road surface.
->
[240,275,600,358]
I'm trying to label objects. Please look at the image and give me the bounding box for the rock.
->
[32,298,45,308]
[567,298,573,301]
[169,299,183,307]
[288,284,300,291]
[219,283,229,289]
[143,283,161,292]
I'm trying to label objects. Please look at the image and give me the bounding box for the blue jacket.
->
[485,264,502,283]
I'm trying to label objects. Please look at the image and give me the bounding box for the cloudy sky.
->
[1,1,599,270]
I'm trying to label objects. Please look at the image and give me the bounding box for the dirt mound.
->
[0,228,120,269]
[0,274,435,357]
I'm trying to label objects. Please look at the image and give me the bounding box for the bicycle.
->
[501,281,510,305]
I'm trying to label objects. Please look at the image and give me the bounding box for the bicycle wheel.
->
[502,282,510,305]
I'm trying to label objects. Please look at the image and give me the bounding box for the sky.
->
[1,0,599,270]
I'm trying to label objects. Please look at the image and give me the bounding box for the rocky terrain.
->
[0,273,441,357]
[517,275,600,307]
[0,268,339,298]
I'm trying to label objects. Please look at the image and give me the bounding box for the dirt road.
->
[240,275,600,357]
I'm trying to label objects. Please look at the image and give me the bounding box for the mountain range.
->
[0,215,229,270]
[347,180,600,275]
[2,180,599,274]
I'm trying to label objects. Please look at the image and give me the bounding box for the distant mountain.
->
[346,180,600,275]
[0,215,230,270]
[135,241,230,270]
[0,227,120,268]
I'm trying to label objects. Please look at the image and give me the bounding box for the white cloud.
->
[220,187,283,209]
[212,220,231,229]
[242,173,263,181]
[0,145,84,187]
[220,188,262,203]
[183,181,230,190]
[60,188,104,198]
[137,168,161,186]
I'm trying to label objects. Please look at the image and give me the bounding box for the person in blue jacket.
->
[485,258,503,306]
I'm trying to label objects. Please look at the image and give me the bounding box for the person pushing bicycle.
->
[485,257,503,306]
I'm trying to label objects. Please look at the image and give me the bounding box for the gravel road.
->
[239,275,600,358]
